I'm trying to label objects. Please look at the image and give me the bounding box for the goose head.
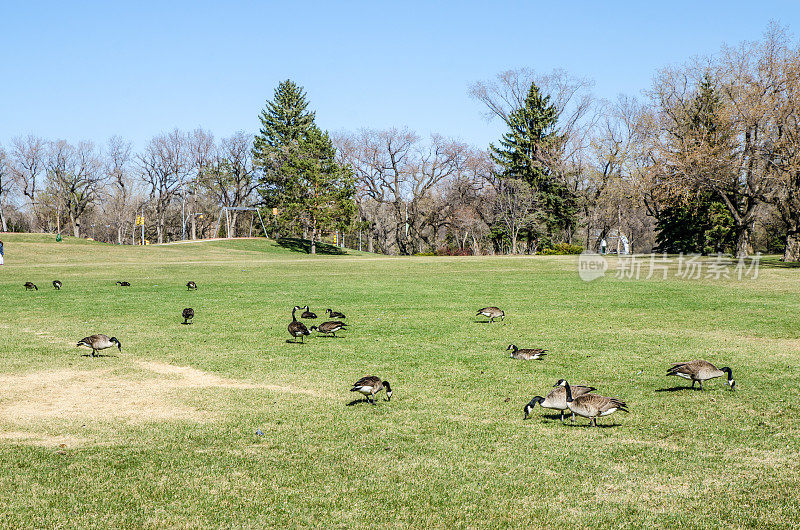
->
[309,326,318,332]
[721,367,735,390]
[506,344,518,356]
[383,381,392,401]
[523,396,544,419]
[110,337,122,351]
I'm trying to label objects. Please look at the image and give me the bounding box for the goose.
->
[310,321,347,337]
[288,306,310,343]
[524,383,596,422]
[52,280,62,290]
[24,282,38,291]
[116,281,131,287]
[182,307,195,325]
[186,281,197,291]
[350,376,392,405]
[507,344,547,360]
[477,306,504,323]
[77,334,122,357]
[556,379,628,427]
[666,360,735,390]
[326,308,346,319]
[301,306,317,319]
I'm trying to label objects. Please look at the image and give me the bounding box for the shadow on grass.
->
[345,398,374,407]
[758,256,800,269]
[655,386,701,392]
[80,353,117,358]
[274,237,347,255]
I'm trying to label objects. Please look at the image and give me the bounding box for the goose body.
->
[667,360,735,390]
[52,280,62,290]
[186,281,197,291]
[477,307,504,323]
[288,306,310,343]
[310,321,347,337]
[77,334,122,357]
[556,380,628,427]
[116,281,131,287]
[524,383,596,422]
[301,306,317,319]
[182,307,194,325]
[24,282,38,291]
[350,376,392,405]
[507,344,547,360]
[326,308,346,319]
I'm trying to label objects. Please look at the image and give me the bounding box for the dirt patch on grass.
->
[0,360,327,440]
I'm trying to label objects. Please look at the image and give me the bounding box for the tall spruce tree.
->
[654,75,735,254]
[253,80,355,253]
[253,80,317,206]
[489,81,576,246]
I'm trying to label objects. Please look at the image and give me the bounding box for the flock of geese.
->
[479,306,736,427]
[20,285,737,421]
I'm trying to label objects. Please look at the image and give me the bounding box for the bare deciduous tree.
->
[9,135,46,231]
[138,130,190,243]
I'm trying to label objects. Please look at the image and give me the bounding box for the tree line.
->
[1,24,799,259]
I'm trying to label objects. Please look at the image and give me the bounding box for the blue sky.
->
[1,1,798,151]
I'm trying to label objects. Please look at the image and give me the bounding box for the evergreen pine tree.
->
[655,74,736,254]
[252,80,355,253]
[489,82,577,245]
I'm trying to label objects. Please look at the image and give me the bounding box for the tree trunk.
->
[0,204,7,232]
[784,232,800,262]
[72,217,80,238]
[735,226,752,258]
[310,221,317,254]
[158,217,164,244]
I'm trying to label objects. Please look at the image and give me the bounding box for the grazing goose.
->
[326,308,346,319]
[116,281,131,287]
[310,321,347,337]
[24,282,38,291]
[52,280,62,290]
[182,307,195,325]
[507,344,547,360]
[524,383,596,422]
[476,306,504,323]
[301,306,317,319]
[666,360,735,390]
[77,334,122,357]
[556,379,628,427]
[350,376,392,405]
[288,306,310,343]
[186,281,197,291]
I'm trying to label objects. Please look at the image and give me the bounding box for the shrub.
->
[435,247,473,256]
[540,243,583,255]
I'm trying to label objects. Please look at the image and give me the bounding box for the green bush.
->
[540,243,583,255]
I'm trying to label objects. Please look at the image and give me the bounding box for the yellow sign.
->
[135,216,144,226]
[333,234,338,245]
[272,208,278,216]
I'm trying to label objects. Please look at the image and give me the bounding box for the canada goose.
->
[310,321,347,337]
[350,376,392,405]
[477,307,504,323]
[666,360,735,390]
[24,282,38,291]
[288,306,310,343]
[301,306,317,319]
[77,334,122,357]
[52,280,62,290]
[524,383,596,422]
[182,307,195,325]
[186,281,197,291]
[326,308,346,319]
[507,344,547,360]
[116,281,131,287]
[556,379,628,427]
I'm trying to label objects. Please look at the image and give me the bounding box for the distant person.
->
[0,238,4,265]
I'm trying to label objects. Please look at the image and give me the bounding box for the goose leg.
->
[699,380,703,391]
[560,410,565,423]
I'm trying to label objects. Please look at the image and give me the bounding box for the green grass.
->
[1,233,799,528]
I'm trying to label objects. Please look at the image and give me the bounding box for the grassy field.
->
[0,233,799,529]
